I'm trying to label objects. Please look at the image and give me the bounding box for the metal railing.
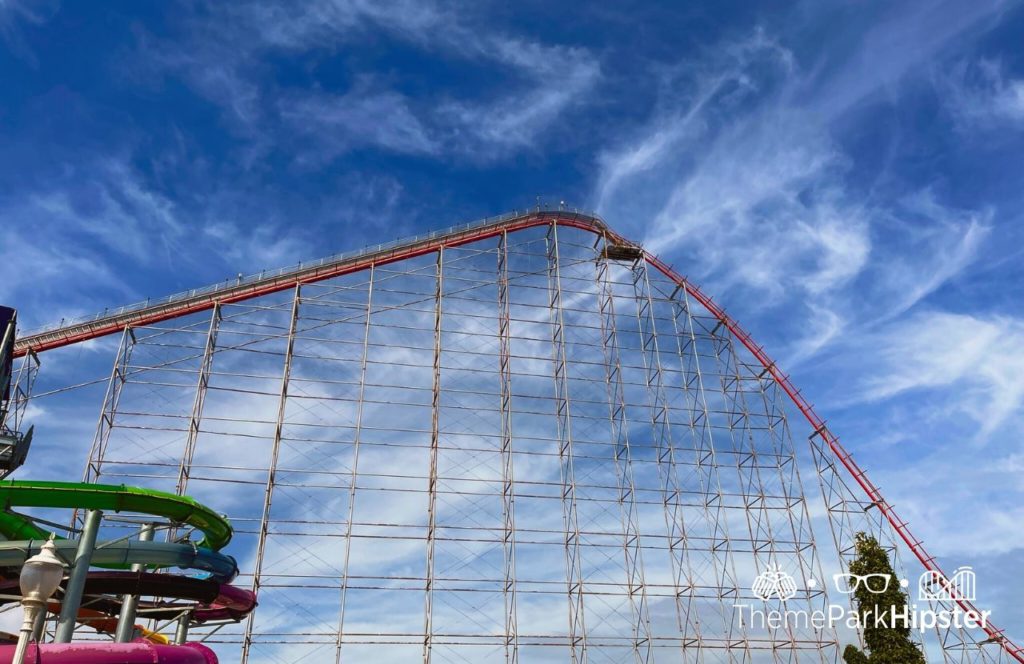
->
[14,207,605,356]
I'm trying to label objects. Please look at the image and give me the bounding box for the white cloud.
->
[202,221,310,272]
[595,33,871,304]
[136,0,601,163]
[235,0,601,148]
[783,303,844,368]
[230,0,445,49]
[0,157,185,326]
[868,192,992,323]
[280,83,440,160]
[592,13,1001,367]
[854,310,1024,438]
[870,447,1024,558]
[594,27,794,212]
[0,154,322,330]
[435,40,601,156]
[941,58,1024,128]
[0,0,57,66]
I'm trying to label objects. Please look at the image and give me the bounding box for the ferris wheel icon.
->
[752,565,798,601]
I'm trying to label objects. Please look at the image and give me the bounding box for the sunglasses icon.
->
[833,573,892,594]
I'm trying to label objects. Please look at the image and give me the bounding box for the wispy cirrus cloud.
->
[853,310,1024,438]
[279,82,440,163]
[0,153,315,329]
[592,2,1003,361]
[434,39,600,155]
[780,195,990,368]
[940,58,1024,128]
[133,0,600,163]
[0,0,57,66]
[867,191,992,324]
[0,156,184,323]
[594,30,870,303]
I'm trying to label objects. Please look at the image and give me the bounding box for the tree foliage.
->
[842,533,925,664]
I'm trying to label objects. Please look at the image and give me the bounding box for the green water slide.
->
[0,481,232,550]
[0,481,238,581]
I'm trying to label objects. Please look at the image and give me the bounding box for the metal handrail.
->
[14,208,604,357]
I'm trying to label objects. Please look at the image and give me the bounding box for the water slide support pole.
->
[54,509,102,643]
[114,523,154,642]
[174,611,190,645]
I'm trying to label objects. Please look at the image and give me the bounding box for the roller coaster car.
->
[601,244,643,261]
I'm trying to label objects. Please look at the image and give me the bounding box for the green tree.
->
[842,533,925,664]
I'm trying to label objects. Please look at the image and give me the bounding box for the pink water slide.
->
[0,640,217,663]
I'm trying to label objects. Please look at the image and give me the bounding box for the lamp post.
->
[13,538,66,664]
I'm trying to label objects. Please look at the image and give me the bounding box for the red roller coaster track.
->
[13,210,1021,661]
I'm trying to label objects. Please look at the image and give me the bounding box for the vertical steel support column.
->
[423,248,444,664]
[175,304,221,497]
[545,222,588,664]
[114,523,155,642]
[497,232,519,664]
[3,349,40,433]
[241,286,301,664]
[83,327,135,484]
[671,286,750,660]
[55,509,103,642]
[335,265,375,664]
[594,247,652,664]
[629,260,703,660]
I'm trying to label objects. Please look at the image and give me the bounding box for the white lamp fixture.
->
[13,538,66,664]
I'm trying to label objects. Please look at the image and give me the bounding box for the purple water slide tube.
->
[0,640,218,664]
[0,571,257,624]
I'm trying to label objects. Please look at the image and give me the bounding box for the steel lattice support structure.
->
[629,258,704,661]
[497,232,521,664]
[1,350,39,437]
[595,244,653,663]
[9,211,1021,664]
[332,262,375,664]
[176,303,222,497]
[546,223,589,664]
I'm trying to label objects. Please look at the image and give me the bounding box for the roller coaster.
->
[1,210,1018,663]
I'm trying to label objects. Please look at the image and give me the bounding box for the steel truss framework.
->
[9,212,1021,664]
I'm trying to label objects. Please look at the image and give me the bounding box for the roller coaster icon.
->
[919,566,976,602]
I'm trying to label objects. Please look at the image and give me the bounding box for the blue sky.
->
[2,0,1024,651]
